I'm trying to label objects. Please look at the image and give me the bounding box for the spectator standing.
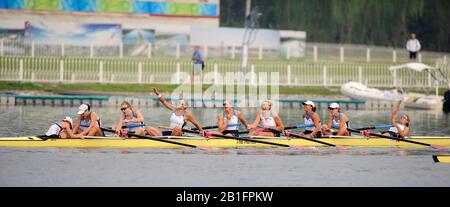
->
[406,33,421,62]
[191,46,204,84]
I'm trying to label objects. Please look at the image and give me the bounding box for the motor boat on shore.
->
[341,62,449,110]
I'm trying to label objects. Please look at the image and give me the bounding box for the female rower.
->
[147,87,206,137]
[321,103,350,136]
[114,101,146,136]
[45,116,82,139]
[380,100,410,138]
[248,101,286,137]
[74,104,104,136]
[299,100,322,138]
[213,100,249,137]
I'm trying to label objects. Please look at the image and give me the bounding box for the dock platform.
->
[0,94,400,110]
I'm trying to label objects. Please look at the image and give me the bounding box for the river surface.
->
[0,105,449,186]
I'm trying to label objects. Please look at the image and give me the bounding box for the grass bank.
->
[0,81,341,96]
[1,81,447,96]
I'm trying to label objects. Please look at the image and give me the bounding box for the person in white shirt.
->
[406,33,421,62]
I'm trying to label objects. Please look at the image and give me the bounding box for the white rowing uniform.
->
[261,110,276,128]
[170,109,186,128]
[304,112,317,131]
[223,110,239,130]
[389,124,406,134]
[46,123,63,137]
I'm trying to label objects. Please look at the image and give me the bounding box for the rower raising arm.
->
[151,87,206,136]
[153,87,176,111]
[390,100,410,138]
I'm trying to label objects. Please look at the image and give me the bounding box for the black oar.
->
[193,123,241,131]
[237,124,314,135]
[347,128,445,149]
[192,125,218,130]
[100,127,212,150]
[284,124,315,130]
[269,128,350,149]
[182,128,307,149]
[355,124,392,130]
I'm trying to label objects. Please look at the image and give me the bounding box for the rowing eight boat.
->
[0,136,449,148]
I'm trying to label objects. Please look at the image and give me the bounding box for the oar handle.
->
[192,123,241,131]
[355,124,392,130]
[239,130,250,134]
[282,124,315,130]
[192,125,218,130]
[122,123,146,129]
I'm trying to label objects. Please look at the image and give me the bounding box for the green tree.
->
[219,0,449,52]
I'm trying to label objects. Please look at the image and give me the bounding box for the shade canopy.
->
[389,62,437,72]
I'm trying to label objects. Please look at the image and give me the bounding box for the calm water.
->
[0,105,450,186]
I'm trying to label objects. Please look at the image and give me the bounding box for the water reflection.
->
[2,147,448,157]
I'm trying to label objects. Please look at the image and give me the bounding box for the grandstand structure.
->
[0,0,219,27]
[0,0,214,58]
[0,0,308,60]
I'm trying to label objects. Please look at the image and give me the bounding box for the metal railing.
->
[1,56,449,88]
[1,39,448,63]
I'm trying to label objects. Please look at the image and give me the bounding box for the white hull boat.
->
[341,63,449,110]
[341,81,443,110]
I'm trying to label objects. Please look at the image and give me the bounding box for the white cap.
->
[223,100,233,107]
[77,104,89,114]
[63,116,73,125]
[302,100,315,108]
[329,102,340,109]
